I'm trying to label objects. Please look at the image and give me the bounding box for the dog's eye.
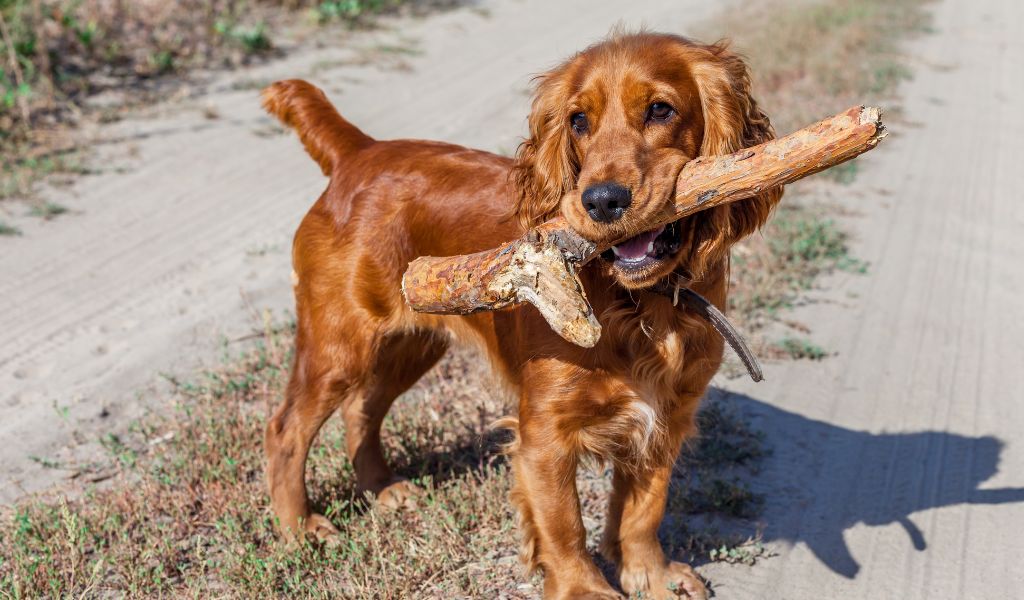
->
[646,102,675,123]
[570,112,589,135]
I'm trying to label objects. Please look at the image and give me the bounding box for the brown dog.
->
[263,32,781,599]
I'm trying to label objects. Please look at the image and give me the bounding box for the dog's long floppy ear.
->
[685,42,784,277]
[512,67,579,229]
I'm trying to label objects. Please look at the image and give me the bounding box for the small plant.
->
[28,455,62,469]
[687,401,767,468]
[683,477,764,519]
[2,146,88,202]
[148,50,175,74]
[215,19,272,54]
[668,396,770,537]
[774,336,829,360]
[317,0,388,22]
[0,220,20,235]
[729,200,865,329]
[768,215,847,270]
[708,538,774,565]
[29,201,67,219]
[99,433,137,469]
[1,83,31,115]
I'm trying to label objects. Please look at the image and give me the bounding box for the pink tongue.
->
[614,226,664,260]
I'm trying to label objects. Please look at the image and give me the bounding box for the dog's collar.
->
[651,273,763,382]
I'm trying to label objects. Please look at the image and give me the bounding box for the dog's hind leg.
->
[341,330,448,508]
[265,352,352,542]
[266,327,447,541]
[264,321,368,540]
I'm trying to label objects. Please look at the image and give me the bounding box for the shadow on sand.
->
[697,387,1024,577]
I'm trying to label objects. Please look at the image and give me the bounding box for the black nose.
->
[581,182,632,223]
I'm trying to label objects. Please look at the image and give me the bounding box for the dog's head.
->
[512,33,782,289]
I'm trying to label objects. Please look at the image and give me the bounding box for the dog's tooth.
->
[612,246,621,257]
[646,241,655,254]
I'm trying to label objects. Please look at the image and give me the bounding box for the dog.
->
[262,32,781,599]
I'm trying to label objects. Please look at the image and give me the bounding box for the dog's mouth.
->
[599,220,683,278]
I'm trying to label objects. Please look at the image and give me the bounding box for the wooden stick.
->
[402,105,887,347]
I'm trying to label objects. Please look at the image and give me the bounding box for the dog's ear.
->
[684,42,783,277]
[512,68,579,230]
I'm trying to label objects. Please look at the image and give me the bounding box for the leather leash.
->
[652,273,763,382]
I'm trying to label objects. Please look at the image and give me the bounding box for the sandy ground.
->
[2,0,1023,597]
[701,0,1024,597]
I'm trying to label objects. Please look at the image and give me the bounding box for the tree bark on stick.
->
[402,105,887,347]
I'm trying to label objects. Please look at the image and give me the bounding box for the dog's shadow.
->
[312,384,1024,580]
[694,387,1024,578]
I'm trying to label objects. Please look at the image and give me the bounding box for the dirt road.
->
[701,0,1024,597]
[2,0,1022,597]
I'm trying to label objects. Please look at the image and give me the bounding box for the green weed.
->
[28,201,66,219]
[316,0,389,22]
[773,336,829,360]
[730,200,865,327]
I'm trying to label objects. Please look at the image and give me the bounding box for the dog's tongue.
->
[613,225,664,260]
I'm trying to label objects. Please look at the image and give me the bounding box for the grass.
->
[670,402,767,521]
[710,0,934,134]
[706,539,773,566]
[773,337,829,361]
[27,200,65,219]
[729,200,867,330]
[0,0,431,205]
[0,141,87,202]
[0,326,770,597]
[720,0,932,336]
[316,0,392,22]
[0,220,19,235]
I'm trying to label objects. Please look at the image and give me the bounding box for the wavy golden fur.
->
[262,32,780,600]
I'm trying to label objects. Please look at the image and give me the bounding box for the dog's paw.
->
[620,561,707,600]
[303,513,341,545]
[374,478,423,509]
[560,591,622,600]
[549,584,623,600]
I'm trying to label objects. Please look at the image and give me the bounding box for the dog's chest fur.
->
[573,298,723,469]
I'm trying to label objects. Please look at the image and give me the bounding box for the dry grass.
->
[728,199,868,334]
[711,0,934,133]
[1,0,273,202]
[0,0,934,596]
[722,0,933,341]
[0,0,445,205]
[0,324,768,598]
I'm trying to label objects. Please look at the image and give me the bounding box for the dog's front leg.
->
[510,422,619,599]
[602,462,707,600]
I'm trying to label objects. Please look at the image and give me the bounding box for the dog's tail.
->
[261,79,373,175]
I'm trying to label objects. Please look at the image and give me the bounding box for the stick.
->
[402,105,887,346]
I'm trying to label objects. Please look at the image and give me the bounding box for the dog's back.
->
[262,80,525,345]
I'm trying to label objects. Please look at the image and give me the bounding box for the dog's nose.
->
[581,182,632,223]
